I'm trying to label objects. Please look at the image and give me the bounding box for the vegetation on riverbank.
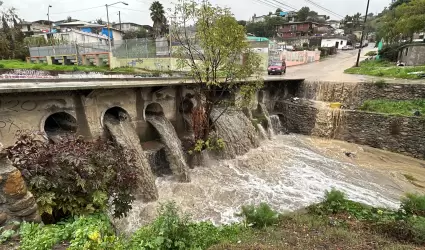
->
[344,60,425,79]
[1,189,424,250]
[0,60,137,73]
[360,99,425,117]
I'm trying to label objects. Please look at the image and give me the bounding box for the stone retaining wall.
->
[274,101,425,159]
[0,152,40,228]
[298,81,425,109]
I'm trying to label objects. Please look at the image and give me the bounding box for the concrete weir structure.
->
[0,77,302,147]
[1,77,425,160]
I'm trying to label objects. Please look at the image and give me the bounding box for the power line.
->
[303,0,344,19]
[252,0,281,10]
[267,0,298,11]
[50,5,104,15]
[109,6,149,13]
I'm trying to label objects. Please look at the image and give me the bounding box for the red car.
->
[268,61,286,75]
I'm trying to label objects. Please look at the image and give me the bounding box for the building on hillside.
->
[398,43,425,66]
[112,22,152,32]
[252,11,296,23]
[327,20,341,29]
[54,21,124,42]
[321,36,352,49]
[353,30,363,40]
[20,20,53,36]
[277,21,332,38]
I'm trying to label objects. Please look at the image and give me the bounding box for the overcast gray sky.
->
[8,0,392,25]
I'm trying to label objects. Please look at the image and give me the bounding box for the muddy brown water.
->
[113,134,425,234]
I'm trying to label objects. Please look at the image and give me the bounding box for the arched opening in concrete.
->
[145,102,164,117]
[142,103,164,142]
[102,106,131,124]
[44,112,78,138]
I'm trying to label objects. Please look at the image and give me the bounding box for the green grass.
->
[3,192,425,250]
[0,60,136,74]
[359,99,425,117]
[344,60,425,79]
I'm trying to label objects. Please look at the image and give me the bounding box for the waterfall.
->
[103,113,158,202]
[257,103,274,138]
[210,109,260,159]
[270,115,284,134]
[257,124,269,140]
[145,115,190,182]
[312,108,345,139]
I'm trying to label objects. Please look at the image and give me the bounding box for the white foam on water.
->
[114,134,401,234]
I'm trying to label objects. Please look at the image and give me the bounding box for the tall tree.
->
[390,0,412,9]
[237,20,247,27]
[150,1,167,38]
[297,7,310,21]
[275,8,283,14]
[171,0,263,146]
[0,2,26,60]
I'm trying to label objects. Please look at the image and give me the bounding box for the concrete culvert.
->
[44,112,77,138]
[180,99,194,114]
[145,103,164,116]
[103,106,130,123]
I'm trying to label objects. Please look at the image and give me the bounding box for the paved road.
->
[267,46,377,82]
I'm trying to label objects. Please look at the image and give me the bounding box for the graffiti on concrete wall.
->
[0,69,55,79]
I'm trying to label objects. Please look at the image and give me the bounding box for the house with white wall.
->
[321,36,351,49]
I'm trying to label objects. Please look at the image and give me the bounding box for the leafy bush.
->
[322,189,347,214]
[20,213,125,250]
[7,134,139,221]
[365,51,378,57]
[128,202,241,249]
[236,203,279,228]
[401,193,425,217]
[379,44,402,62]
[0,64,4,69]
[407,216,425,245]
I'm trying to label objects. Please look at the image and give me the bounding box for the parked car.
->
[342,45,354,50]
[355,43,361,48]
[268,61,286,75]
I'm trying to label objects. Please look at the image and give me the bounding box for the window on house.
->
[341,41,344,45]
[405,48,408,56]
[291,25,297,31]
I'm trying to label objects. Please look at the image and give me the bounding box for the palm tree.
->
[150,1,167,38]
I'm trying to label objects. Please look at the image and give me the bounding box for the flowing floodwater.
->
[145,114,190,182]
[210,109,260,158]
[114,133,408,234]
[103,113,158,201]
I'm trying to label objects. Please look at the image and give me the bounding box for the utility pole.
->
[47,5,52,33]
[118,11,122,31]
[105,2,128,56]
[355,0,371,67]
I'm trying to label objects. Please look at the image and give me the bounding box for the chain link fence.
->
[28,38,171,59]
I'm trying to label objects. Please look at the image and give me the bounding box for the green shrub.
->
[20,214,125,250]
[236,203,279,228]
[401,193,425,216]
[0,64,4,69]
[379,44,403,62]
[7,134,139,221]
[323,189,347,213]
[365,51,378,57]
[129,202,241,249]
[407,216,425,245]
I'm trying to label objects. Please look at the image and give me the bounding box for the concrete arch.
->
[144,102,164,118]
[101,106,131,127]
[42,111,78,138]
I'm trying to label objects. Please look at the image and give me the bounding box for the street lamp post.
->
[355,0,371,67]
[105,2,128,56]
[47,5,52,33]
